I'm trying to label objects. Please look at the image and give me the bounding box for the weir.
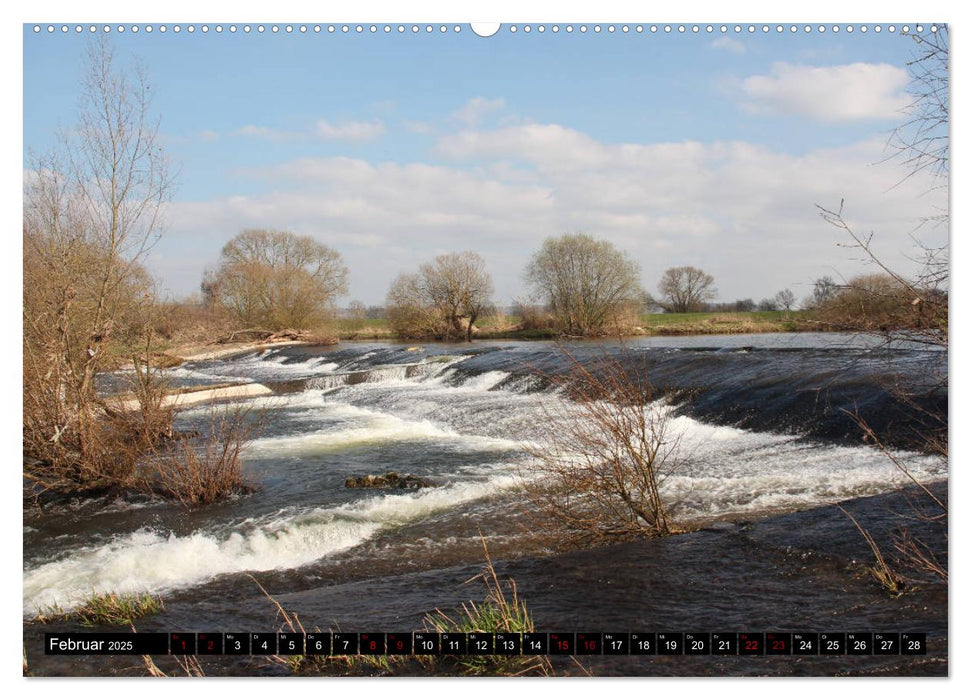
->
[25,335,947,627]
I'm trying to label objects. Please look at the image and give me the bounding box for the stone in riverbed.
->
[345,472,434,489]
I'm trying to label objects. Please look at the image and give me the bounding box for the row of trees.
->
[199,230,725,339]
[199,228,940,340]
[379,235,728,338]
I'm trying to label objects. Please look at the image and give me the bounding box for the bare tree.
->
[803,276,839,310]
[23,37,174,489]
[387,252,493,341]
[522,351,681,545]
[525,233,643,335]
[818,27,949,585]
[421,252,494,341]
[774,288,796,312]
[387,272,445,339]
[211,229,349,330]
[889,26,949,185]
[657,266,716,313]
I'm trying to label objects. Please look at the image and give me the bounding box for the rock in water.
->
[345,472,433,489]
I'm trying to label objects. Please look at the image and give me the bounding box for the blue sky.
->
[23,22,948,306]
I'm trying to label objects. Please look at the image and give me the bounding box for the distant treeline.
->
[168,228,946,342]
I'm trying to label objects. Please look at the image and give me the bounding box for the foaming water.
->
[23,472,521,613]
[246,400,522,456]
[26,337,947,619]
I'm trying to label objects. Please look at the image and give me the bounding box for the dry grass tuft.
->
[838,506,907,597]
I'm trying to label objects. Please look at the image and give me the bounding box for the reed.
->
[838,506,906,597]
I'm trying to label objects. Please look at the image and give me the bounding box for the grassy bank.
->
[330,311,815,341]
[638,310,813,335]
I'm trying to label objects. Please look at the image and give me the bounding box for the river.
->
[23,333,948,676]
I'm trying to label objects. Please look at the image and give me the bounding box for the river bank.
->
[333,310,816,341]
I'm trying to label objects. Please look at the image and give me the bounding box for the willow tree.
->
[524,233,642,335]
[211,229,349,330]
[386,251,493,341]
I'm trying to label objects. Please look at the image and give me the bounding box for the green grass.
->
[419,541,553,676]
[33,593,164,627]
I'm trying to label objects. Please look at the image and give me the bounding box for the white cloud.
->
[225,120,386,143]
[740,62,910,122]
[451,97,506,127]
[711,37,746,55]
[232,124,299,140]
[436,123,608,170]
[402,120,434,135]
[315,118,386,142]
[150,123,945,306]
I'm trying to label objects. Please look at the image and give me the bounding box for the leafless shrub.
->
[151,296,234,344]
[151,405,257,507]
[521,349,681,546]
[894,529,947,584]
[511,297,555,331]
[848,416,947,585]
[819,207,948,587]
[603,299,643,336]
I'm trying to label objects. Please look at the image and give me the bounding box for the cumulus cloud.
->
[315,118,386,142]
[711,37,746,55]
[436,123,608,170]
[150,122,944,305]
[451,97,506,127]
[740,62,911,122]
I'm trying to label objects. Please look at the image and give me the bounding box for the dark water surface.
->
[24,334,948,676]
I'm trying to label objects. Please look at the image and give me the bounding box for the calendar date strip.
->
[44,631,928,656]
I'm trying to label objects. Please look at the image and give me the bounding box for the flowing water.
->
[23,333,948,676]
